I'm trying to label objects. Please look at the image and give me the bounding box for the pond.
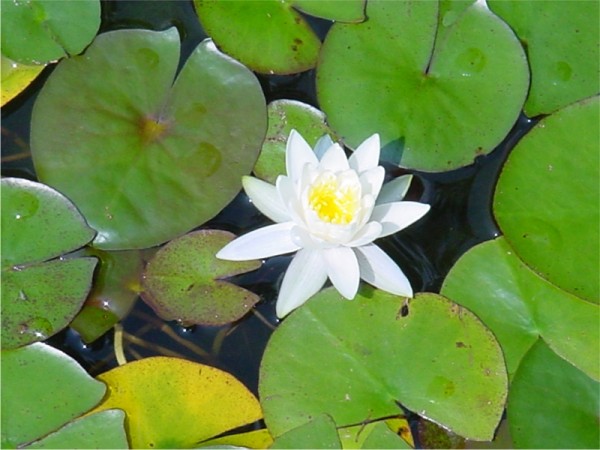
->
[1,1,598,449]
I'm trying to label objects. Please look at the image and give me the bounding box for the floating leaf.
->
[494,96,599,302]
[1,54,45,107]
[194,0,321,74]
[91,356,270,449]
[271,415,341,449]
[1,178,97,349]
[25,410,128,449]
[339,419,412,449]
[70,248,144,343]
[31,29,267,250]
[507,340,599,449]
[317,0,529,171]
[259,288,507,441]
[1,343,106,448]
[293,0,366,23]
[441,237,599,381]
[489,0,599,116]
[0,0,100,65]
[141,230,261,326]
[254,99,334,183]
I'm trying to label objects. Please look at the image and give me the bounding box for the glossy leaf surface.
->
[92,356,268,449]
[254,99,334,183]
[259,289,507,441]
[317,0,528,171]
[0,0,100,64]
[494,96,599,302]
[489,0,600,116]
[142,230,261,326]
[508,340,599,449]
[1,343,106,448]
[1,54,45,106]
[293,0,365,23]
[441,237,599,381]
[271,415,341,449]
[31,29,267,249]
[1,178,97,349]
[194,0,321,74]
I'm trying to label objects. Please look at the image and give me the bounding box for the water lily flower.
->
[217,130,430,318]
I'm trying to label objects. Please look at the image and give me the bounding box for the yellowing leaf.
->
[1,55,45,107]
[92,357,268,449]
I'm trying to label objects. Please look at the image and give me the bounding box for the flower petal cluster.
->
[217,130,430,318]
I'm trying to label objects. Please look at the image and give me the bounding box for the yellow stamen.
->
[308,174,359,224]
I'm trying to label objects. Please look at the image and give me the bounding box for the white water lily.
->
[217,130,430,318]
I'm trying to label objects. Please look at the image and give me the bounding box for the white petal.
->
[355,244,413,297]
[377,175,413,204]
[349,134,380,173]
[276,248,328,318]
[318,143,349,172]
[243,176,289,223]
[286,130,318,182]
[371,202,430,237]
[346,221,383,247]
[314,134,335,159]
[322,246,360,299]
[216,222,300,261]
[359,166,385,199]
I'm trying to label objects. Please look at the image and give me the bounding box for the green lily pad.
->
[31,28,267,250]
[271,415,341,449]
[441,237,599,382]
[0,0,100,65]
[25,410,128,449]
[1,178,97,349]
[254,99,335,183]
[70,248,144,343]
[194,0,321,74]
[90,356,270,449]
[293,0,366,23]
[317,0,529,171]
[489,0,599,117]
[259,288,507,441]
[141,230,261,326]
[1,54,45,107]
[339,419,412,449]
[1,343,106,448]
[507,339,599,449]
[494,96,599,302]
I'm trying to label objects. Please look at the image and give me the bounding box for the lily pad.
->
[90,356,270,449]
[1,54,45,107]
[507,339,599,449]
[1,178,97,349]
[259,288,507,441]
[489,0,600,117]
[441,237,599,381]
[31,29,267,250]
[317,0,529,171]
[25,410,128,449]
[141,230,261,326]
[254,99,334,183]
[293,0,366,23]
[1,343,106,448]
[70,248,144,343]
[494,96,599,302]
[0,0,100,65]
[271,415,341,449]
[194,0,321,74]
[339,419,413,449]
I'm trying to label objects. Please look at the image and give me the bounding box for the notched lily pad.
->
[31,28,267,250]
[259,288,507,441]
[317,0,529,171]
[254,99,335,183]
[0,0,100,64]
[1,178,97,350]
[141,229,261,326]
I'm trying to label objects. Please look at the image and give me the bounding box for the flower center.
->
[308,173,359,225]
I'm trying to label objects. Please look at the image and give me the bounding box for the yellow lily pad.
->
[91,357,270,449]
[1,55,45,107]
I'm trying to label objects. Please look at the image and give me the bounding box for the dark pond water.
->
[1,0,536,427]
